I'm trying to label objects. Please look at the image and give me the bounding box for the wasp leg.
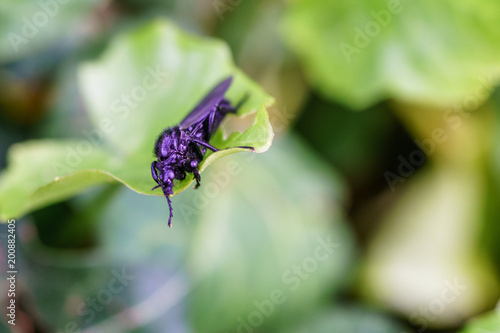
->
[218,145,255,152]
[234,94,249,110]
[192,143,204,161]
[189,120,205,135]
[193,168,201,189]
[192,138,219,152]
[207,108,217,135]
[234,146,255,151]
[218,95,248,114]
[188,108,218,136]
[192,138,254,153]
[153,165,174,227]
[151,161,162,190]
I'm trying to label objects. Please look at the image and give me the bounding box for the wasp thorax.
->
[158,128,180,158]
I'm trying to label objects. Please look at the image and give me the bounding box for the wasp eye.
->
[166,170,175,179]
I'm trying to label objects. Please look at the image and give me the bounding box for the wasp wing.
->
[179,76,233,129]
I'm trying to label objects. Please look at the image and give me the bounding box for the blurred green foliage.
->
[0,20,274,220]
[283,0,500,109]
[0,0,499,332]
[0,0,103,63]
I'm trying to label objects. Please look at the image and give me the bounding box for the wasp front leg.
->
[188,158,202,189]
[186,146,203,189]
[192,138,219,152]
[151,161,162,190]
[193,169,201,189]
[183,158,201,188]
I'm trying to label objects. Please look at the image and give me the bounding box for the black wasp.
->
[151,76,252,227]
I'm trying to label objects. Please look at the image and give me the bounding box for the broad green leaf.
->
[0,140,113,220]
[0,0,103,63]
[185,135,356,332]
[0,19,274,220]
[460,308,500,333]
[283,0,500,109]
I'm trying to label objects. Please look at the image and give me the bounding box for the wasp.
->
[151,77,252,227]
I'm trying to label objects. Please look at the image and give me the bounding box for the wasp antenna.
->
[167,196,173,227]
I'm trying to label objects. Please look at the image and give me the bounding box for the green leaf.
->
[283,0,500,109]
[460,308,500,333]
[0,140,113,220]
[0,19,274,220]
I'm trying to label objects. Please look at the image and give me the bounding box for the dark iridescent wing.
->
[179,76,233,129]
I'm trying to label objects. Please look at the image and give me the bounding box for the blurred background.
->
[1,0,500,332]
